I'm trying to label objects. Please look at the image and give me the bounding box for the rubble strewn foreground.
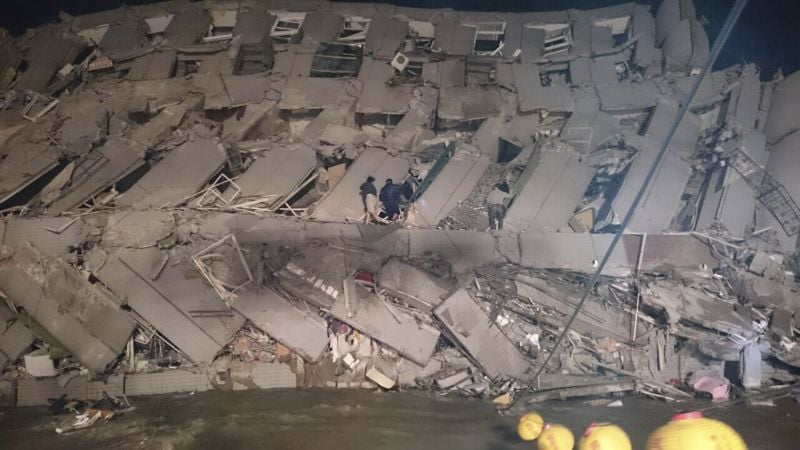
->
[1,0,800,421]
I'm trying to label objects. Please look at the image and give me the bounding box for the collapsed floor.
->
[0,0,799,421]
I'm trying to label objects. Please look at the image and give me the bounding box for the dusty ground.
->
[0,390,798,449]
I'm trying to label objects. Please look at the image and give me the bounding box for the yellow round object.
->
[518,412,545,441]
[578,422,632,450]
[537,424,575,450]
[646,411,747,450]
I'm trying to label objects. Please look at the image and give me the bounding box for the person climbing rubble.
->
[486,182,513,230]
[359,175,380,224]
[380,178,402,221]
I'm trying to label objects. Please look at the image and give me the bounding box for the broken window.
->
[528,23,572,57]
[594,16,631,47]
[271,13,306,44]
[472,22,506,56]
[338,16,371,43]
[311,42,363,78]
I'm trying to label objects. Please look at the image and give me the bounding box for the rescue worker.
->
[379,178,402,221]
[486,182,512,230]
[359,176,380,224]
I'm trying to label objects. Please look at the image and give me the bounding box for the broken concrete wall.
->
[96,246,245,364]
[234,286,328,362]
[331,278,440,366]
[48,137,147,214]
[435,289,530,380]
[116,138,227,209]
[0,242,134,373]
[413,149,490,228]
[223,144,316,210]
[505,146,594,233]
[609,138,692,233]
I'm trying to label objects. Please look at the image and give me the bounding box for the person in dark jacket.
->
[359,176,379,223]
[380,178,402,220]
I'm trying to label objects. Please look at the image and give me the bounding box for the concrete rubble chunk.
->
[0,242,135,373]
[434,289,530,380]
[331,278,440,366]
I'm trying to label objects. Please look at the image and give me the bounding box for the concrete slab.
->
[505,147,594,233]
[224,144,316,210]
[97,247,244,364]
[116,138,227,209]
[377,258,455,313]
[414,150,490,228]
[0,242,134,373]
[331,278,440,366]
[234,286,329,362]
[435,289,530,380]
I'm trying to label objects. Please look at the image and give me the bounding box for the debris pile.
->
[0,0,799,423]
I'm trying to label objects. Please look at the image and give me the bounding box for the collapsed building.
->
[0,0,799,411]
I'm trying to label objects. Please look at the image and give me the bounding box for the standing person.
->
[379,178,401,221]
[486,182,512,230]
[359,176,380,223]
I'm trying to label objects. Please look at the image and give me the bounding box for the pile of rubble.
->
[1,0,800,417]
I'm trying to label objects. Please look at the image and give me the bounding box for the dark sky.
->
[2,0,796,78]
